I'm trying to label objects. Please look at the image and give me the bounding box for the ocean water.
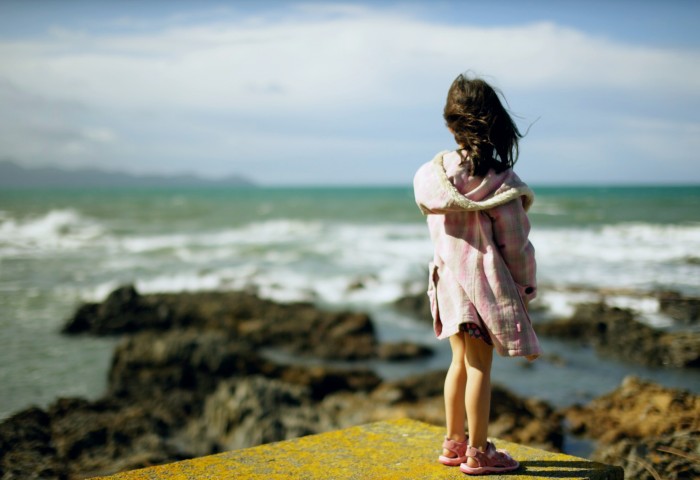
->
[1,185,699,421]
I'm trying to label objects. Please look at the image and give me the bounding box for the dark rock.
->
[107,329,267,404]
[62,285,178,334]
[658,290,700,325]
[0,407,67,480]
[276,365,381,400]
[376,341,433,361]
[46,396,186,478]
[371,370,444,405]
[537,302,700,367]
[489,384,563,451]
[393,291,431,321]
[257,309,378,360]
[64,285,379,360]
[182,376,332,455]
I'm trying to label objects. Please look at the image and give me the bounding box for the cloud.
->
[1,8,698,113]
[0,3,698,183]
[0,78,118,166]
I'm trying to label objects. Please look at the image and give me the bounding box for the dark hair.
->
[443,74,522,177]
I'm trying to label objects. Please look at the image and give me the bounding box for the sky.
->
[0,0,698,186]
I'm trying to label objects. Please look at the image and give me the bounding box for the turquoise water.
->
[1,185,699,420]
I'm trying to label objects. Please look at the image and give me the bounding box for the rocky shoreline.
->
[536,301,700,368]
[1,286,698,479]
[565,376,699,480]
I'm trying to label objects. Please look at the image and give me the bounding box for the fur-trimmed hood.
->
[414,150,534,215]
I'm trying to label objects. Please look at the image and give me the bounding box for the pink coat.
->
[413,150,542,358]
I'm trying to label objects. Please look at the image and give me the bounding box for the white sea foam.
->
[135,271,237,294]
[117,220,324,254]
[606,295,659,314]
[535,290,599,318]
[533,222,700,291]
[536,289,676,327]
[0,209,105,255]
[62,218,700,314]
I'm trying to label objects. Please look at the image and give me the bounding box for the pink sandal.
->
[438,436,468,466]
[459,442,520,475]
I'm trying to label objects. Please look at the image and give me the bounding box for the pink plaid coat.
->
[413,150,541,357]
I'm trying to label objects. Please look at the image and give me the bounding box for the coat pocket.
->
[426,261,442,336]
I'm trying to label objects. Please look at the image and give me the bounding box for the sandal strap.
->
[466,442,518,468]
[442,436,468,456]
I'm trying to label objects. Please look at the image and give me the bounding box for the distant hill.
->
[0,160,255,189]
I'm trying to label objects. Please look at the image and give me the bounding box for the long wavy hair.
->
[443,74,522,177]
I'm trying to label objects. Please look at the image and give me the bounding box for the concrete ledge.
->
[91,418,624,479]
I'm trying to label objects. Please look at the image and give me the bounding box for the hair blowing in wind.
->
[443,75,522,177]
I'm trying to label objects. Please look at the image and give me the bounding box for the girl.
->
[413,74,541,475]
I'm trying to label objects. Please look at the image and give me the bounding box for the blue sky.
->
[0,0,698,185]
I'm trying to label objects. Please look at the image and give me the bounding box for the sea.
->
[1,185,699,426]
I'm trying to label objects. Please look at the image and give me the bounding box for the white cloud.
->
[525,114,700,184]
[1,9,698,113]
[0,4,698,183]
[81,127,117,143]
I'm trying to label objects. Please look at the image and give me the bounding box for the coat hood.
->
[414,150,534,215]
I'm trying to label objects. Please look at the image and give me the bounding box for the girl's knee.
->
[464,338,493,372]
[450,357,467,373]
[449,332,467,357]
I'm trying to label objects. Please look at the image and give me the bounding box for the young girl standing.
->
[413,74,541,475]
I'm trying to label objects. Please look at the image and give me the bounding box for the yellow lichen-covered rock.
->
[91,419,622,480]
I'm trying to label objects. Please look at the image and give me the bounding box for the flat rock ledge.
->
[90,419,623,480]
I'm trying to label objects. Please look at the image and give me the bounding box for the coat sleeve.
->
[487,198,537,302]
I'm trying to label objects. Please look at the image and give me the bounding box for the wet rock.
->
[275,365,382,400]
[182,376,332,456]
[371,369,444,405]
[262,310,377,360]
[107,329,268,405]
[658,290,700,325]
[0,407,67,480]
[537,302,700,367]
[393,291,431,321]
[47,397,186,479]
[64,285,379,361]
[376,342,433,361]
[0,397,189,480]
[62,285,176,334]
[489,384,563,451]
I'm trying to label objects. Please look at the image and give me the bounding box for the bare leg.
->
[464,332,493,467]
[442,332,467,456]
